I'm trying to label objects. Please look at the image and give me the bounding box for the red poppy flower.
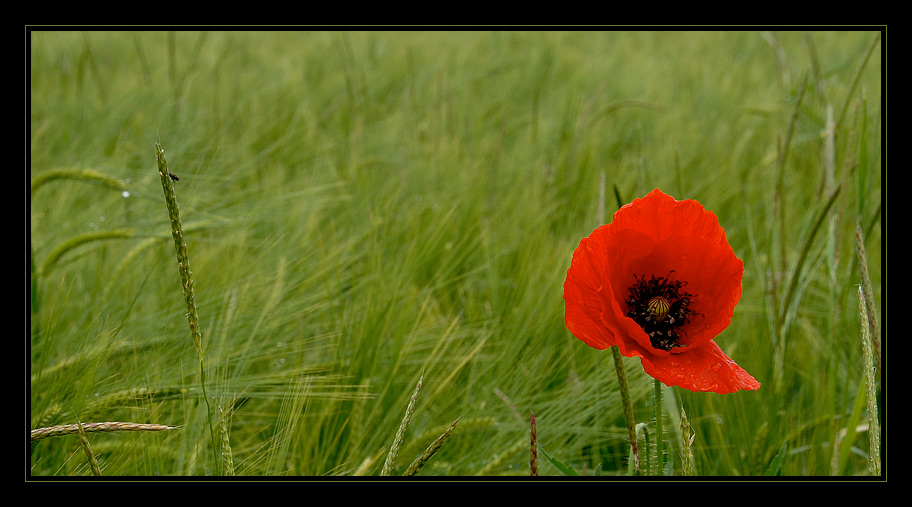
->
[563,189,759,394]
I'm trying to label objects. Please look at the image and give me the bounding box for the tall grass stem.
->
[155,143,219,475]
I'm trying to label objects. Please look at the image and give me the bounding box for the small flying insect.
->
[168,172,180,181]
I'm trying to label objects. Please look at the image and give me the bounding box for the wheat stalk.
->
[31,422,176,441]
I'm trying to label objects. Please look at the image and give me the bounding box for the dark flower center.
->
[625,272,694,351]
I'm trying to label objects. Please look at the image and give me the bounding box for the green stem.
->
[155,143,219,476]
[654,379,664,475]
[611,346,639,473]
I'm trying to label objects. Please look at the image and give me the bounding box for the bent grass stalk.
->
[29,168,127,198]
[39,229,136,276]
[638,422,651,475]
[29,168,130,319]
[155,143,219,475]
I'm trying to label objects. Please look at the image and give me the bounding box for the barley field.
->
[28,30,883,479]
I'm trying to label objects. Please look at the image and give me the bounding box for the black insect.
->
[168,172,180,181]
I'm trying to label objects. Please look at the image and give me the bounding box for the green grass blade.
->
[538,444,579,476]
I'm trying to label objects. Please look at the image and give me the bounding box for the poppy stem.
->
[654,379,665,475]
[611,346,639,473]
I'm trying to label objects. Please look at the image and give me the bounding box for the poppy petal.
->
[639,340,760,394]
[612,189,729,246]
[600,228,666,354]
[563,225,616,350]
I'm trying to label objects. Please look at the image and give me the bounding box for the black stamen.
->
[625,272,695,350]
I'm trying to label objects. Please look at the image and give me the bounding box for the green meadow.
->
[28,30,882,478]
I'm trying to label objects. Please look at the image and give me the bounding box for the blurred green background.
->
[29,30,882,477]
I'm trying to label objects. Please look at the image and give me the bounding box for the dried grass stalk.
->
[31,421,175,441]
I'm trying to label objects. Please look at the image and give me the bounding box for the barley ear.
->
[219,403,236,476]
[155,143,218,475]
[857,286,881,476]
[855,221,880,372]
[31,421,176,441]
[381,373,423,476]
[680,405,696,476]
[403,417,459,476]
[155,143,203,359]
